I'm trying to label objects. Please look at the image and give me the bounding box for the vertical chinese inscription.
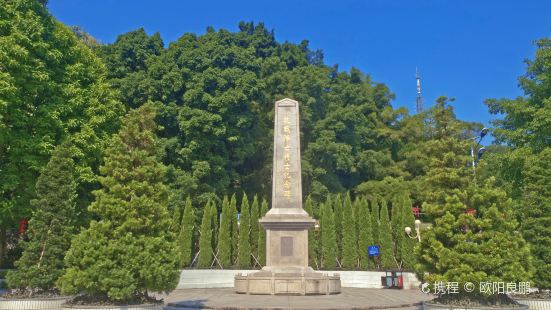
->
[272,98,302,209]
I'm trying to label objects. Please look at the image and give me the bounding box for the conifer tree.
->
[217,196,232,267]
[209,201,218,254]
[237,194,251,267]
[7,143,77,292]
[400,195,416,270]
[230,193,239,265]
[250,195,260,259]
[58,104,179,302]
[379,200,395,269]
[390,195,404,264]
[304,196,319,268]
[179,197,195,268]
[170,204,181,234]
[258,198,269,266]
[341,193,357,268]
[370,198,380,268]
[321,202,337,269]
[197,201,214,268]
[357,196,374,269]
[333,194,343,263]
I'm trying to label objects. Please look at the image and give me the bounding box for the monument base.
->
[234,269,341,295]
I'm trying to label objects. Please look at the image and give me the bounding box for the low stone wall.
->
[61,304,162,310]
[177,269,421,290]
[0,296,71,310]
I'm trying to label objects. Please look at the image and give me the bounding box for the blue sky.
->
[48,0,551,132]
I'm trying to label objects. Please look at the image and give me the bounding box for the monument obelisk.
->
[235,98,341,295]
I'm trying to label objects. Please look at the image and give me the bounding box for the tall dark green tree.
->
[7,143,77,292]
[304,196,319,268]
[357,197,374,269]
[321,202,337,269]
[178,197,195,268]
[341,193,357,268]
[230,193,239,265]
[217,196,232,267]
[257,198,269,266]
[333,194,343,264]
[378,200,395,269]
[58,104,178,302]
[197,201,214,268]
[237,194,251,268]
[400,195,416,270]
[249,195,260,261]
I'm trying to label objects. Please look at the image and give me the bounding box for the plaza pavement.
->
[162,287,433,310]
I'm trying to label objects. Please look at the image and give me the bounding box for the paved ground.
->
[162,287,433,310]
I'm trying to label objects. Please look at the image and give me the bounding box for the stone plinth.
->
[234,98,341,295]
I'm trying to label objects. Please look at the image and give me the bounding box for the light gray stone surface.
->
[162,287,432,310]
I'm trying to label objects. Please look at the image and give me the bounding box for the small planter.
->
[0,295,71,310]
[511,297,551,310]
[423,301,529,310]
[61,303,163,310]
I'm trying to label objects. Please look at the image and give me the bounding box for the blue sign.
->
[368,245,380,257]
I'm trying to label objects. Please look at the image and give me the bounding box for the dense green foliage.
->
[58,104,179,302]
[178,198,195,268]
[217,196,232,267]
[237,194,251,267]
[6,143,77,292]
[258,199,269,266]
[341,194,357,268]
[0,0,122,266]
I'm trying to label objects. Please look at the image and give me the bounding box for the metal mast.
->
[416,67,424,113]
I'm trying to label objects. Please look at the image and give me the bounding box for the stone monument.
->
[234,98,341,295]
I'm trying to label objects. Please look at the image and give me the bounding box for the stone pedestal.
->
[234,98,341,295]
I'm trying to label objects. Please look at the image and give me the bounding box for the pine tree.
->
[400,195,416,270]
[178,197,195,268]
[7,143,77,292]
[304,196,319,268]
[58,104,179,302]
[341,193,357,268]
[237,193,251,268]
[390,194,403,265]
[230,193,239,265]
[197,201,213,268]
[379,200,395,269]
[370,198,380,268]
[357,196,374,269]
[217,196,232,267]
[209,201,218,255]
[321,202,337,269]
[170,204,182,234]
[258,198,269,266]
[250,195,260,260]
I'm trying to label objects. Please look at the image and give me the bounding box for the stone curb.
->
[164,301,424,310]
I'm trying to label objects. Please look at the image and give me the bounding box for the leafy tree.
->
[341,193,357,268]
[249,195,260,260]
[237,194,251,268]
[0,0,123,263]
[257,198,269,266]
[6,143,77,292]
[320,202,337,269]
[378,200,394,269]
[178,197,195,268]
[58,104,178,302]
[485,38,551,289]
[197,201,214,268]
[217,196,232,267]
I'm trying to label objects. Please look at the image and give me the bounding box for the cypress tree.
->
[230,193,239,265]
[237,193,251,268]
[304,196,319,268]
[321,202,337,269]
[333,194,343,263]
[357,196,374,269]
[341,193,357,268]
[197,200,213,268]
[250,195,260,260]
[170,204,182,235]
[58,104,179,302]
[209,200,218,254]
[217,195,232,267]
[7,143,77,292]
[258,198,269,266]
[390,194,404,264]
[370,198,380,268]
[379,200,395,269]
[400,195,416,270]
[179,197,195,268]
